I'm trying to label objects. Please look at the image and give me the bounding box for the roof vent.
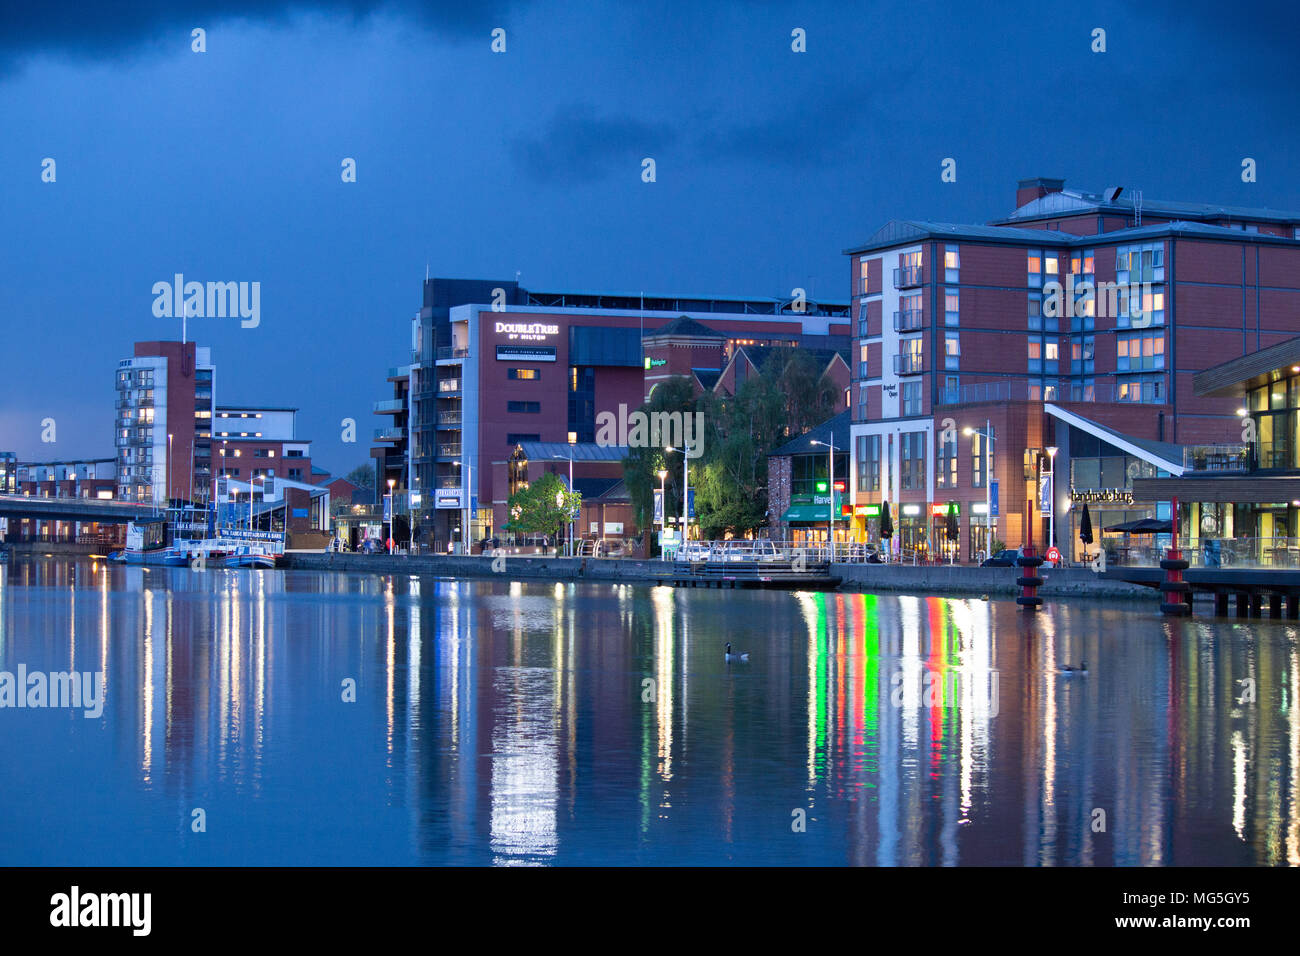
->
[1102,186,1124,202]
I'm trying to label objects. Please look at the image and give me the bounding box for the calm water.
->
[1,556,1297,866]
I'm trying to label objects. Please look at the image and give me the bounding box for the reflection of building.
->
[847,178,1300,558]
[381,278,850,550]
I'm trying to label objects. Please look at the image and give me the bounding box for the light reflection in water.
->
[1,557,1298,866]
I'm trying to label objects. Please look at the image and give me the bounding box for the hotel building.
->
[379,278,850,549]
[846,178,1300,560]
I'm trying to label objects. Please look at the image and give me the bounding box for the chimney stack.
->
[1016,177,1065,209]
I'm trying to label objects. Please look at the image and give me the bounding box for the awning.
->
[1103,518,1172,534]
[781,505,848,522]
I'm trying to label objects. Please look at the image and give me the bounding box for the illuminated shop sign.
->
[1070,487,1134,504]
[902,505,921,516]
[435,493,462,509]
[929,504,959,516]
[495,321,558,342]
[644,357,668,369]
[496,345,557,363]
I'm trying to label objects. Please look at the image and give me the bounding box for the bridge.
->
[0,494,159,524]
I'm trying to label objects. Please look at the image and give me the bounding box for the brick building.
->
[847,178,1300,560]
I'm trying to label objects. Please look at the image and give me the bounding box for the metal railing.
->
[373,427,405,442]
[1108,536,1300,570]
[436,347,470,361]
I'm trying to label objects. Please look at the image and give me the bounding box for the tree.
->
[502,472,580,550]
[623,376,698,550]
[345,464,375,489]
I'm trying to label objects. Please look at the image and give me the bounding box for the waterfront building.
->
[213,405,320,486]
[1130,335,1300,561]
[767,410,851,547]
[4,457,118,545]
[847,177,1300,560]
[375,278,850,551]
[114,341,215,506]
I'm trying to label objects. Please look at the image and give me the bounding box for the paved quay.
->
[285,552,1156,601]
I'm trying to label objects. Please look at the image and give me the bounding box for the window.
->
[902,381,922,416]
[1028,250,1042,287]
[941,374,960,405]
[901,432,926,490]
[1044,252,1059,278]
[1116,374,1165,404]
[971,426,992,488]
[1117,330,1165,371]
[944,288,959,326]
[858,342,869,379]
[936,430,957,489]
[857,384,868,422]
[288,468,303,480]
[1071,336,1095,375]
[1028,340,1041,373]
[944,332,960,370]
[896,337,923,374]
[856,434,880,492]
[507,433,541,445]
[508,368,540,380]
[1070,378,1096,402]
[1115,242,1165,283]
[1044,341,1059,373]
[944,245,960,283]
[859,257,871,296]
[1117,285,1165,328]
[857,300,870,337]
[508,400,541,413]
[1070,248,1095,275]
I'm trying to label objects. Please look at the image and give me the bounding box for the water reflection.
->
[0,556,1297,866]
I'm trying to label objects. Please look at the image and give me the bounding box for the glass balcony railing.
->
[373,427,405,442]
[893,265,922,288]
[894,352,923,375]
[436,347,470,361]
[892,309,923,332]
[373,399,405,414]
[1182,444,1252,473]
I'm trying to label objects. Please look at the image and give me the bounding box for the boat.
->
[226,544,277,570]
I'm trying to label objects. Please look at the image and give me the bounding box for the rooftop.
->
[769,410,852,458]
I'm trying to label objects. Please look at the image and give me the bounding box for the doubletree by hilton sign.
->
[495,321,558,342]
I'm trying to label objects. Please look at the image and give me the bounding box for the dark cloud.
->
[509,106,680,185]
[0,1,521,68]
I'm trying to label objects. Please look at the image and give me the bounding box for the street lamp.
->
[657,468,667,560]
[1046,446,1059,559]
[386,478,396,554]
[666,445,689,552]
[810,440,841,562]
[167,432,173,516]
[964,421,996,561]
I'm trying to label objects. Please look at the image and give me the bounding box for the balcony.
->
[438,443,462,457]
[373,427,406,443]
[892,309,923,332]
[373,399,405,415]
[894,352,924,375]
[1183,444,1252,474]
[436,347,470,362]
[438,379,462,395]
[437,411,462,426]
[387,366,410,382]
[893,265,922,289]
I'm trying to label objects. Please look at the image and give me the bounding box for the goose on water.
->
[725,642,749,663]
[1058,659,1089,675]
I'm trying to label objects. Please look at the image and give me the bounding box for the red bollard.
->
[1159,547,1191,616]
[1016,544,1044,610]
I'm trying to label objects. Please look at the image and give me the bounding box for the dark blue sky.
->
[2,0,1297,474]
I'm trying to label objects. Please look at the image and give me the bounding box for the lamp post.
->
[810,439,841,562]
[666,445,689,553]
[657,468,667,560]
[1046,446,1059,559]
[386,478,396,554]
[963,421,996,560]
[556,489,565,557]
[167,432,173,517]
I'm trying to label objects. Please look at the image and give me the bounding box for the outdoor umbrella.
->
[1079,503,1093,560]
[880,501,893,543]
[944,501,959,564]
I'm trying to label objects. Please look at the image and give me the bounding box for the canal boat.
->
[226,544,277,570]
